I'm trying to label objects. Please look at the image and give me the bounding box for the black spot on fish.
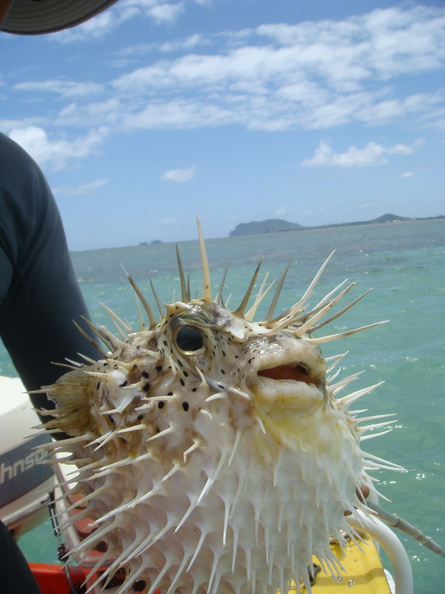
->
[182,402,189,412]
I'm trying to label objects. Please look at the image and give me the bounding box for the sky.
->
[1,0,444,251]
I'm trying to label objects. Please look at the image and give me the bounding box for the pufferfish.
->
[39,223,397,594]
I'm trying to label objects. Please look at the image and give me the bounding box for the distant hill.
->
[369,213,409,223]
[229,213,444,236]
[229,219,304,237]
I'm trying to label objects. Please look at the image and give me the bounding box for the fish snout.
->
[246,338,326,412]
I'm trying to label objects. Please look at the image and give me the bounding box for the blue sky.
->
[1,0,444,250]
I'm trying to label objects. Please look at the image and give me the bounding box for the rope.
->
[366,500,445,558]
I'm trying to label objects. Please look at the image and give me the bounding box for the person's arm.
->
[0,133,101,418]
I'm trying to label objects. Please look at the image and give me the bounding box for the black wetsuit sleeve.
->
[0,521,42,593]
[0,132,101,414]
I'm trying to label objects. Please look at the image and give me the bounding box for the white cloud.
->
[274,207,287,216]
[8,126,107,170]
[13,80,104,99]
[160,34,207,53]
[162,216,180,225]
[301,139,422,167]
[52,0,185,42]
[53,179,109,195]
[400,171,415,178]
[52,9,119,42]
[11,6,445,134]
[0,117,45,135]
[161,165,196,182]
[147,1,185,24]
[106,6,445,131]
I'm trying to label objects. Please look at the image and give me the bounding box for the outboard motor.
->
[0,376,54,538]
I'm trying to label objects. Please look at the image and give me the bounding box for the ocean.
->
[2,218,444,592]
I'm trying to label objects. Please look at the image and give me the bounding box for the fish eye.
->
[176,325,204,352]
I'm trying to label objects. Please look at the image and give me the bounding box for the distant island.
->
[229,213,444,237]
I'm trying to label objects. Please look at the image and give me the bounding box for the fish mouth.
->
[258,362,320,385]
[249,349,326,411]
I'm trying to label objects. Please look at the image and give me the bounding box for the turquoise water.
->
[3,219,444,592]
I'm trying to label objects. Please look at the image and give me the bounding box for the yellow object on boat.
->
[285,533,391,593]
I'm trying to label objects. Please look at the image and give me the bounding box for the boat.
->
[0,375,413,594]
